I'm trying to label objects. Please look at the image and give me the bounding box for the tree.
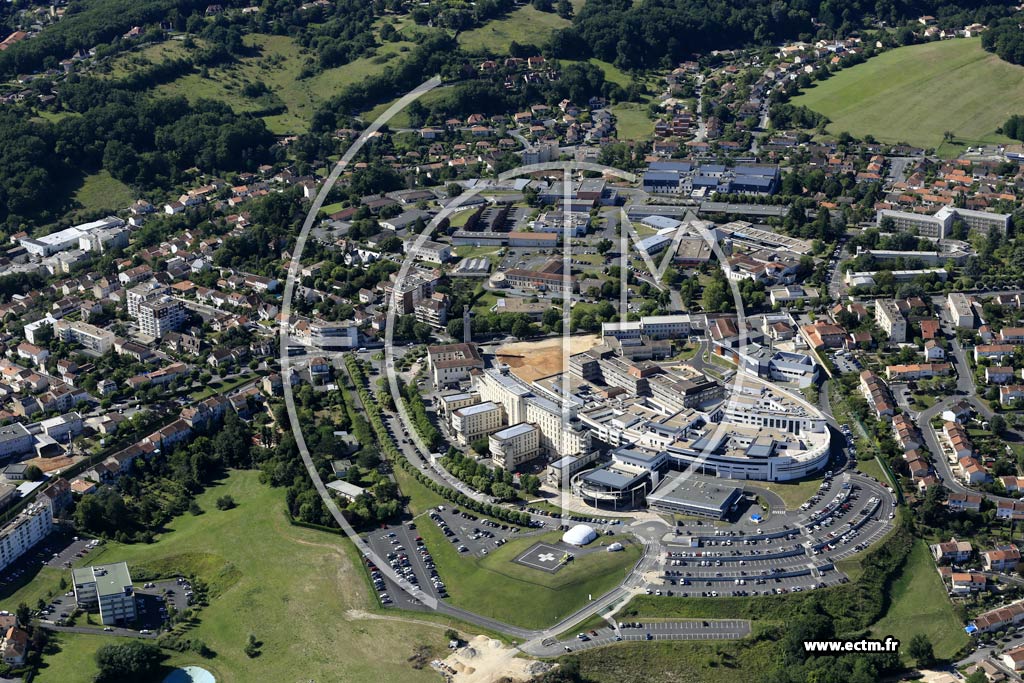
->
[520,474,541,496]
[245,633,261,658]
[596,238,613,255]
[15,603,30,629]
[95,641,164,683]
[908,633,935,667]
[992,414,1007,435]
[965,670,989,683]
[189,500,203,515]
[23,465,43,481]
[215,495,236,511]
[511,317,532,339]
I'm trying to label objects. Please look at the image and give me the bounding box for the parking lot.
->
[535,619,752,656]
[0,532,96,603]
[831,350,863,375]
[362,520,439,611]
[423,506,519,558]
[653,470,895,597]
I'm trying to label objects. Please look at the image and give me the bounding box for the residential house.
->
[930,538,973,565]
[950,572,988,594]
[983,545,1021,572]
[946,492,982,512]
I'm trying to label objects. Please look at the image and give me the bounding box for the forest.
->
[547,0,1018,71]
[0,79,276,230]
[983,18,1024,65]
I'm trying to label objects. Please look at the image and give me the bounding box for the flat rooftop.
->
[73,562,133,597]
[581,467,647,491]
[647,472,742,513]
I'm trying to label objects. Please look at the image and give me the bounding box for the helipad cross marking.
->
[538,552,556,563]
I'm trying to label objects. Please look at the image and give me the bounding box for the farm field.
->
[790,38,1024,155]
[34,471,451,683]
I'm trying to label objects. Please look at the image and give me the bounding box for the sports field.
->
[791,38,1024,154]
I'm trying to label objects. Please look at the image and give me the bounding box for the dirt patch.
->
[25,453,83,473]
[496,335,601,383]
[437,635,553,683]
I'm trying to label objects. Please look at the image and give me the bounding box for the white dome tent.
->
[562,524,598,546]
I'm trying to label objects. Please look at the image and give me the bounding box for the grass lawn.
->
[574,631,778,683]
[36,633,196,683]
[588,59,631,89]
[790,38,1024,154]
[911,393,937,410]
[454,245,502,263]
[0,567,67,613]
[458,6,572,54]
[748,478,821,511]
[187,373,255,401]
[397,458,642,629]
[856,457,888,486]
[868,540,969,663]
[364,86,452,127]
[416,517,642,629]
[611,103,653,141]
[42,169,135,226]
[38,471,451,683]
[320,201,347,216]
[671,343,700,361]
[71,171,135,217]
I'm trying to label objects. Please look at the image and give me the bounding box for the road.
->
[895,296,1023,506]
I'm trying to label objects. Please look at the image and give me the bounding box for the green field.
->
[868,540,969,663]
[747,477,821,510]
[35,471,451,683]
[611,102,654,140]
[856,457,888,486]
[43,170,136,225]
[111,35,415,134]
[458,5,573,54]
[0,566,67,613]
[187,373,256,401]
[71,171,135,216]
[37,633,194,683]
[394,465,640,629]
[576,629,777,683]
[791,38,1024,154]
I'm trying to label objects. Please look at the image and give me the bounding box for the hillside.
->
[790,37,1024,155]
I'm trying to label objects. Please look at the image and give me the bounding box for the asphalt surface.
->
[658,472,894,594]
[533,618,752,656]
